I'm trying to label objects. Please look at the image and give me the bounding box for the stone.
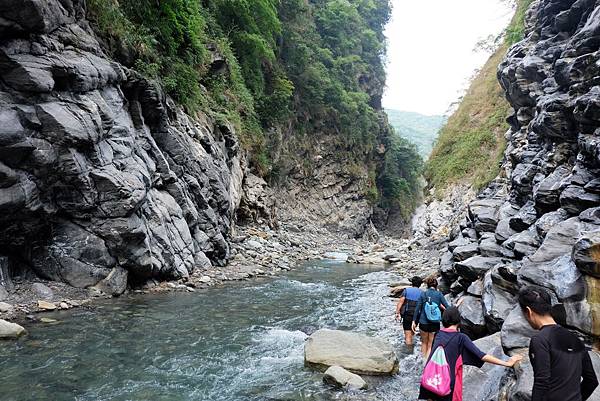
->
[304,329,398,375]
[469,198,503,233]
[454,256,505,281]
[500,306,538,351]
[534,165,571,212]
[495,218,518,243]
[439,251,457,281]
[453,243,480,262]
[199,276,212,283]
[37,300,57,310]
[323,365,368,390]
[458,295,487,338]
[534,209,569,239]
[520,254,586,302]
[463,333,508,401]
[507,355,535,401]
[32,283,54,300]
[482,271,515,333]
[93,266,128,296]
[560,185,600,215]
[0,286,8,301]
[245,240,263,250]
[0,302,13,313]
[506,228,541,258]
[466,280,484,297]
[509,201,538,232]
[479,237,515,258]
[0,319,26,339]
[448,235,472,252]
[40,317,58,323]
[572,231,600,278]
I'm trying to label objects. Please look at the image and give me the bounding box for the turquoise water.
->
[0,261,422,401]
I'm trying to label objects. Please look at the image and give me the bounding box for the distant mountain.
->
[385,109,446,158]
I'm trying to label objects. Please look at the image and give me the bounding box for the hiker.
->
[418,307,522,401]
[412,277,450,359]
[395,275,423,346]
[518,286,598,401]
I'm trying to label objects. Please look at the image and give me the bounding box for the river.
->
[0,261,423,401]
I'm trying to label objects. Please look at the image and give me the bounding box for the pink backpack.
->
[420,335,459,396]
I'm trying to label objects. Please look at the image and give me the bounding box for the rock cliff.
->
[0,0,246,292]
[435,0,600,398]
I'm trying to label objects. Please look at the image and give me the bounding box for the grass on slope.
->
[425,0,533,193]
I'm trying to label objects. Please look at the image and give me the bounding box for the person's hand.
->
[394,313,400,322]
[411,321,417,333]
[507,354,524,367]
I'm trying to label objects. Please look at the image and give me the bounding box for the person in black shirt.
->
[518,286,598,401]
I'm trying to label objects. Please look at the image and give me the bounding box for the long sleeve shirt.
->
[529,324,598,401]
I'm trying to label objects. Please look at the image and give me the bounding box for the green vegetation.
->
[425,0,531,193]
[87,0,423,213]
[385,110,446,158]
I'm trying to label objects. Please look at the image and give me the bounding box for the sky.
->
[383,0,514,116]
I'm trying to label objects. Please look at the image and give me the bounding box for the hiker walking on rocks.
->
[518,286,598,401]
[395,275,423,347]
[418,307,522,401]
[412,277,449,359]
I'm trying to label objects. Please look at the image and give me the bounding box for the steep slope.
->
[385,109,446,158]
[426,0,534,192]
[431,0,600,398]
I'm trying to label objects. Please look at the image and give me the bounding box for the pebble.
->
[37,300,57,311]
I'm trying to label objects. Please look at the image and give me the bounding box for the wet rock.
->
[482,271,515,333]
[511,163,540,202]
[534,209,569,239]
[500,306,538,351]
[506,228,541,258]
[0,319,26,339]
[520,254,585,302]
[467,280,484,297]
[453,243,479,262]
[469,199,503,233]
[448,235,472,252]
[507,355,534,401]
[323,365,368,390]
[479,237,515,258]
[509,201,538,232]
[455,256,505,281]
[304,329,398,375]
[495,219,518,243]
[560,185,600,215]
[450,280,465,295]
[534,165,570,212]
[439,251,457,281]
[32,283,54,300]
[93,266,128,296]
[458,295,487,338]
[572,231,600,278]
[463,333,508,401]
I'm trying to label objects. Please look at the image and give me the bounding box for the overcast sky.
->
[383,0,514,116]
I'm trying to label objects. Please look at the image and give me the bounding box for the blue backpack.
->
[424,296,442,322]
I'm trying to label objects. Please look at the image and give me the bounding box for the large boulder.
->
[0,319,26,339]
[500,306,537,351]
[453,243,480,262]
[459,295,487,338]
[323,366,368,390]
[92,266,128,296]
[463,333,509,401]
[482,271,516,333]
[572,231,600,278]
[469,199,503,234]
[519,254,586,302]
[304,329,398,375]
[455,256,505,281]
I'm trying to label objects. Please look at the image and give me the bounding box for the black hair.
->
[518,286,552,315]
[442,306,461,328]
[411,276,423,287]
[425,276,438,288]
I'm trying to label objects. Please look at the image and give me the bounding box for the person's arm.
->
[482,354,523,367]
[395,297,405,320]
[529,336,551,401]
[581,351,599,400]
[440,292,450,310]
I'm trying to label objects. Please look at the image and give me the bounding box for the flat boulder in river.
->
[304,329,398,375]
[0,319,26,339]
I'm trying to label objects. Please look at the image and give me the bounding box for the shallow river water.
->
[0,261,423,401]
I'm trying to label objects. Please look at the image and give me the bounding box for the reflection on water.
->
[0,261,422,401]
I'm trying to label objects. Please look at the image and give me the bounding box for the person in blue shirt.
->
[412,276,450,359]
[395,275,423,346]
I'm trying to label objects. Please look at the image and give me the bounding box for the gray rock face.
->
[500,306,537,351]
[572,231,600,278]
[0,0,246,286]
[459,295,487,338]
[304,329,398,375]
[482,271,515,333]
[463,333,509,401]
